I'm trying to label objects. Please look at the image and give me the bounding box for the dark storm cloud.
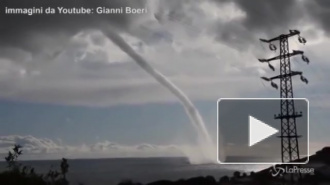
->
[2,0,330,57]
[231,0,330,35]
[307,0,330,34]
[231,0,300,32]
[212,0,330,48]
[211,0,304,49]
[0,0,147,54]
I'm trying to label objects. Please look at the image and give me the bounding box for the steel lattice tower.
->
[259,30,309,164]
[277,36,301,163]
[259,31,310,185]
[259,30,310,184]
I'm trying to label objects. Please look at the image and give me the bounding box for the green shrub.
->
[0,145,70,185]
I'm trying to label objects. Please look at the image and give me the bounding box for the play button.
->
[249,116,278,147]
[217,98,308,164]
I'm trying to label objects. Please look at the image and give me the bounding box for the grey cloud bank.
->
[1,0,329,52]
[0,0,330,160]
[0,0,329,107]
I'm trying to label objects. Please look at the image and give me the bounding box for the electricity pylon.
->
[259,30,310,184]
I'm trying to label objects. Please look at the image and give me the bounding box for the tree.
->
[1,145,70,185]
[219,175,230,184]
[233,171,241,179]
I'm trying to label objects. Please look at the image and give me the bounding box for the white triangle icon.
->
[249,116,279,147]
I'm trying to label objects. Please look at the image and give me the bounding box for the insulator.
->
[269,43,277,51]
[261,77,270,81]
[300,75,309,84]
[302,55,310,64]
[271,81,278,89]
[298,36,307,44]
[268,63,275,71]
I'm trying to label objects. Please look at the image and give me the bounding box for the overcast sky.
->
[0,0,330,160]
